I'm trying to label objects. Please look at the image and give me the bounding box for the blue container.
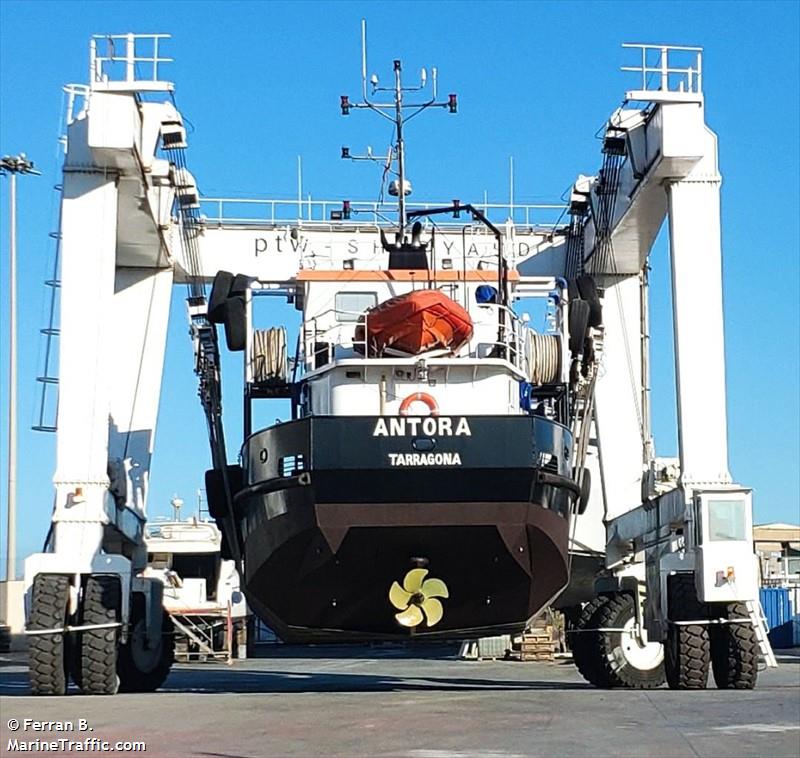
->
[760,587,794,648]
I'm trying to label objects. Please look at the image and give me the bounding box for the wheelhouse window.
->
[335,292,377,322]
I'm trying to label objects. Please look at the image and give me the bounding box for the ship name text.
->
[372,417,471,437]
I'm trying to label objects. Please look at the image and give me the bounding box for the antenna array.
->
[339,20,458,231]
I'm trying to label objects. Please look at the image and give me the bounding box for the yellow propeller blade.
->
[402,568,429,593]
[389,581,412,611]
[421,578,449,599]
[421,598,444,627]
[395,605,424,628]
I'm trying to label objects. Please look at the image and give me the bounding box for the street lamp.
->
[1,154,40,582]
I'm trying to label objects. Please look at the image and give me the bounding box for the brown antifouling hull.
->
[240,500,570,642]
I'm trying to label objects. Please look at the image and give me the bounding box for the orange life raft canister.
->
[355,289,473,357]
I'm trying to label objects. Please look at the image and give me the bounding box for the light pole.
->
[1,154,40,582]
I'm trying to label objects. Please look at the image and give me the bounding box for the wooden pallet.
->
[519,623,556,661]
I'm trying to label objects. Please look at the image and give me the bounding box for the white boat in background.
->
[145,498,250,662]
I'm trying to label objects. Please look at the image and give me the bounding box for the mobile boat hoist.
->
[22,33,773,695]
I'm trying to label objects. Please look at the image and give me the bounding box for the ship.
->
[195,29,603,643]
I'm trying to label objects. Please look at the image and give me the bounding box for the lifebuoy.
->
[399,392,439,416]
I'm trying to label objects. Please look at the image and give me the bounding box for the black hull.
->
[234,415,577,642]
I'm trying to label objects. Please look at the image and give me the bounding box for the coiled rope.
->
[252,327,288,384]
[528,332,561,385]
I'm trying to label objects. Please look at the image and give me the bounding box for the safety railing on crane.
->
[198,196,568,230]
[621,43,703,98]
[89,33,174,90]
[62,84,90,128]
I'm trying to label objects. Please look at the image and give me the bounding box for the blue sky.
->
[1,0,798,577]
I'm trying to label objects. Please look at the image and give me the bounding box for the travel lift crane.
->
[21,35,773,696]
[543,44,778,689]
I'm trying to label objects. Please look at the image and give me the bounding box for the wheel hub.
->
[619,616,664,670]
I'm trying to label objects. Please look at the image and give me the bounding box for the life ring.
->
[399,392,439,416]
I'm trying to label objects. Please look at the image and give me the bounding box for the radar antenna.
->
[339,19,458,232]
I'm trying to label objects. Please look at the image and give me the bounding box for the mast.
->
[340,19,457,234]
[394,59,407,230]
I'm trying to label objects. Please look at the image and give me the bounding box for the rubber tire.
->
[229,273,251,298]
[208,270,234,323]
[666,623,710,690]
[75,575,121,695]
[205,465,243,520]
[665,574,710,690]
[571,595,614,687]
[577,468,591,515]
[576,274,602,328]
[593,594,665,689]
[223,295,247,351]
[710,602,758,689]
[568,299,591,356]
[28,575,70,696]
[117,606,174,692]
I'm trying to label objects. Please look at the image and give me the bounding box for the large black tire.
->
[568,299,591,356]
[117,604,174,692]
[208,270,234,323]
[575,274,603,328]
[666,624,710,690]
[571,595,614,687]
[75,575,121,696]
[592,594,665,689]
[710,602,758,689]
[28,575,70,696]
[665,574,710,690]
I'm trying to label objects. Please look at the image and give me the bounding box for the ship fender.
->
[399,392,439,416]
[575,274,603,328]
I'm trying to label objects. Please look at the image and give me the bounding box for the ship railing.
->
[470,304,563,381]
[299,303,530,375]
[301,307,371,370]
[199,196,567,230]
[474,302,529,372]
[89,33,174,91]
[621,43,703,97]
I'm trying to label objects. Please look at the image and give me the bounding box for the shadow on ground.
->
[0,644,588,696]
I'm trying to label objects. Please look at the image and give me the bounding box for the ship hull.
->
[235,415,576,642]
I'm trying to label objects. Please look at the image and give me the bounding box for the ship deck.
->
[1,646,798,757]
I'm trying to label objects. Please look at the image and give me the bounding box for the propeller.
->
[389,568,449,628]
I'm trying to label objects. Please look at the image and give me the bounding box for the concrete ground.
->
[1,646,798,757]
